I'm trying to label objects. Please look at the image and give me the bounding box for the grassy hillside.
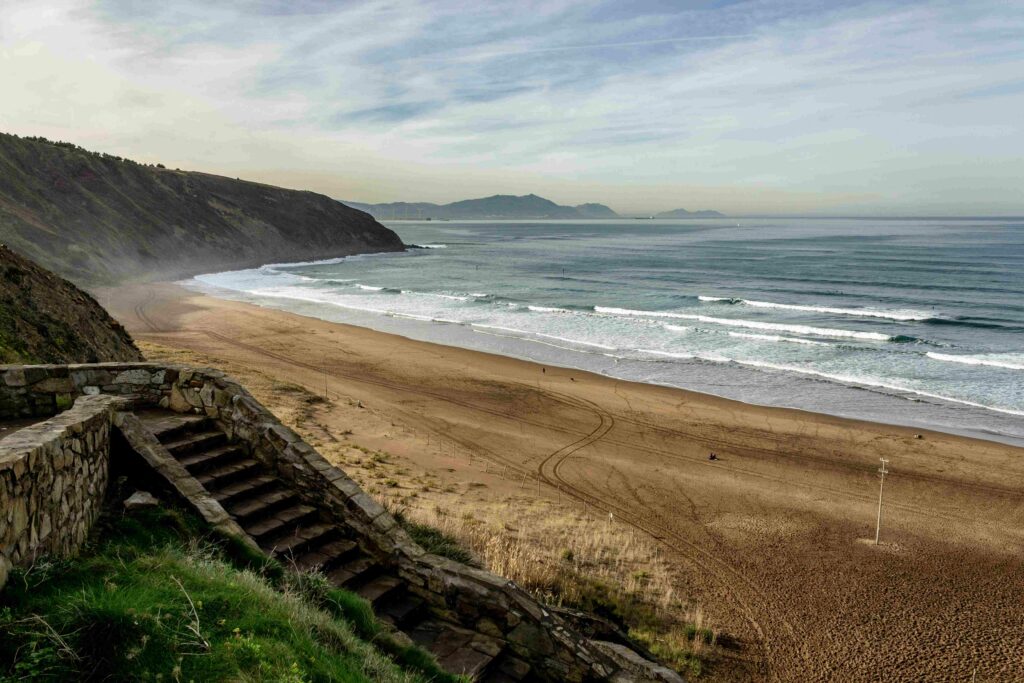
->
[0,245,141,363]
[0,134,404,286]
[0,504,463,683]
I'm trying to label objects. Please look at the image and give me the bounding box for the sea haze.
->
[189,218,1024,446]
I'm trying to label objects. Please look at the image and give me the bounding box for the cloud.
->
[0,0,1022,214]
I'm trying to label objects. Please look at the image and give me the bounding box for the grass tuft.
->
[0,505,464,683]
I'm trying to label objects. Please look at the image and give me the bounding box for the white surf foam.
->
[400,289,470,301]
[636,349,696,359]
[472,323,527,334]
[725,358,1024,417]
[528,305,571,313]
[686,316,892,341]
[535,333,616,350]
[636,347,1024,417]
[598,306,890,340]
[596,306,690,319]
[248,287,391,316]
[727,331,831,346]
[355,284,384,291]
[926,352,1024,371]
[392,313,434,321]
[700,296,934,321]
[703,316,882,341]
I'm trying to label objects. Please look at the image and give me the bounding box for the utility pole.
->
[875,458,889,545]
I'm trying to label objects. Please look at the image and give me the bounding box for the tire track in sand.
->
[534,388,806,681]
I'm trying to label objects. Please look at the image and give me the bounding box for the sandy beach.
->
[102,282,1024,682]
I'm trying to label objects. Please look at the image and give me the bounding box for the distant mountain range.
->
[343,194,724,220]
[655,208,726,218]
[342,194,618,220]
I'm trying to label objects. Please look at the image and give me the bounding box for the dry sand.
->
[102,282,1024,682]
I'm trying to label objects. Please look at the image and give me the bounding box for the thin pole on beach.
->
[322,356,328,399]
[875,458,889,545]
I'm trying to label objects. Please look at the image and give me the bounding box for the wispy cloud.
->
[1,0,1022,214]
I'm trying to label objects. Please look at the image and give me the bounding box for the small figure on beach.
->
[708,452,718,461]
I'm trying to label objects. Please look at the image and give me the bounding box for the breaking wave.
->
[926,352,1024,371]
[699,296,935,321]
[727,331,832,346]
[595,306,894,341]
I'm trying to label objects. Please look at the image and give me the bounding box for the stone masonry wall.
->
[0,394,126,586]
[0,363,675,681]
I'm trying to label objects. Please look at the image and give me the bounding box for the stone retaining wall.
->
[0,394,126,585]
[170,367,623,681]
[0,363,679,681]
[0,362,172,420]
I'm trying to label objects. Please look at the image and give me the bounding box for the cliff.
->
[0,133,404,285]
[0,245,141,363]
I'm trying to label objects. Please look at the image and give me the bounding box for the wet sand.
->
[102,282,1024,682]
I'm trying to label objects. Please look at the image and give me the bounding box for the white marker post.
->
[875,458,890,545]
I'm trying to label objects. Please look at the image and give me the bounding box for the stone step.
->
[263,522,337,558]
[180,444,247,474]
[292,538,359,573]
[478,670,522,683]
[244,504,319,542]
[210,474,279,506]
[163,429,227,456]
[226,487,298,524]
[482,653,532,682]
[409,619,503,679]
[377,592,427,630]
[440,647,501,680]
[136,410,210,441]
[355,574,403,606]
[327,555,380,588]
[196,458,262,489]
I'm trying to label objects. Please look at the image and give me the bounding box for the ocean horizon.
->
[188,217,1024,447]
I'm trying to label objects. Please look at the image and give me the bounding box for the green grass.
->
[385,504,477,567]
[546,570,714,678]
[0,506,464,683]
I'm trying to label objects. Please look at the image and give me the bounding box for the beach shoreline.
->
[101,281,1024,681]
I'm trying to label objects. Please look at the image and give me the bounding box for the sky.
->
[1,0,1022,215]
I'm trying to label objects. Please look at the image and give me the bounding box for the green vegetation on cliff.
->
[0,133,404,286]
[0,245,141,364]
[0,505,461,683]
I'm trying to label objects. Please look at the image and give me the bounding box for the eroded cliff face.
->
[0,245,142,364]
[0,133,404,286]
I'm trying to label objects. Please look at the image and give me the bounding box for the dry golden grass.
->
[141,340,718,676]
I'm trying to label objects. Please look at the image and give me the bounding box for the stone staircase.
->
[137,410,527,682]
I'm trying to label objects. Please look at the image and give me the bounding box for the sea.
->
[188,218,1024,447]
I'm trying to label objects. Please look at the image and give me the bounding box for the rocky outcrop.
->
[0,133,404,285]
[0,245,142,364]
